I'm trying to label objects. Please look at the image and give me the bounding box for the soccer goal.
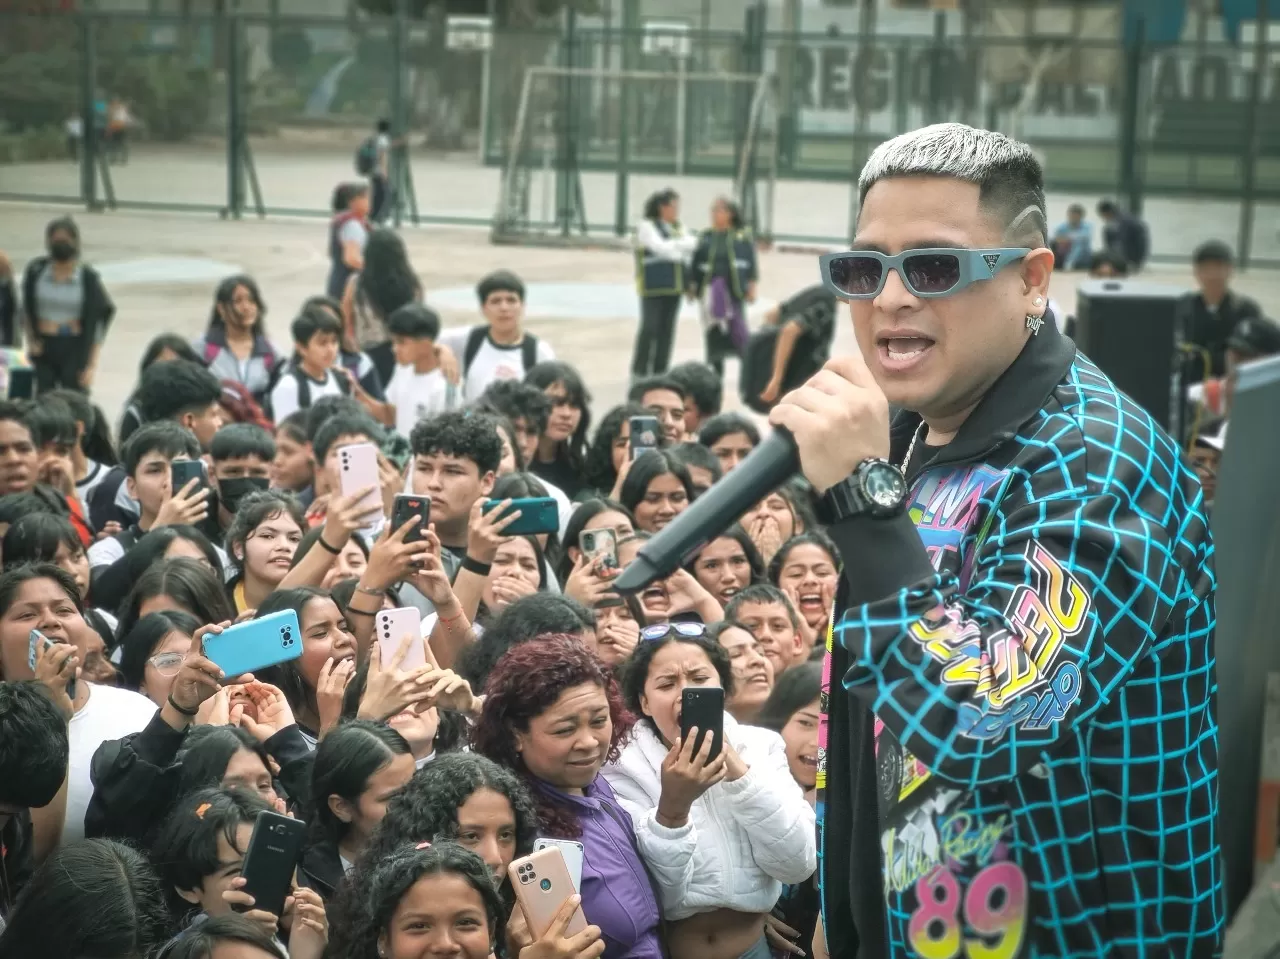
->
[491,64,778,247]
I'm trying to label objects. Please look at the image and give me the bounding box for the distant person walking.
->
[632,188,698,378]
[20,217,115,392]
[325,182,370,301]
[355,119,394,224]
[1097,198,1149,272]
[690,196,758,377]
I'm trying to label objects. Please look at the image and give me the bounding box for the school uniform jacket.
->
[818,325,1223,959]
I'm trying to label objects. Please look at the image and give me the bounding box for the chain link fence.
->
[1,5,1278,264]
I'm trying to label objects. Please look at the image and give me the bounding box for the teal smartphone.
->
[482,496,559,536]
[202,609,302,679]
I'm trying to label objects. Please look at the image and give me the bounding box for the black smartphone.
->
[680,686,725,763]
[238,810,307,917]
[629,416,661,459]
[391,494,431,545]
[171,459,209,495]
[7,367,33,400]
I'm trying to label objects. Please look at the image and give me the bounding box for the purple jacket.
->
[535,776,665,959]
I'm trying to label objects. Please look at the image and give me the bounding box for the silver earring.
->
[1026,313,1045,335]
[1033,296,1044,307]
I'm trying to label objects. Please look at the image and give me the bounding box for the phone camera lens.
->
[540,878,552,891]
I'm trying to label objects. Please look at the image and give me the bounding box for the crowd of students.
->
[0,214,843,959]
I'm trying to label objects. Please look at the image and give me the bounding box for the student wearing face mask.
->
[20,217,115,392]
[209,423,275,539]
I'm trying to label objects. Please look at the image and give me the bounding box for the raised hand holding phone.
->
[31,634,78,719]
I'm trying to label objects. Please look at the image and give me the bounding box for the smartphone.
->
[391,494,430,546]
[8,367,33,400]
[375,607,427,672]
[680,686,725,763]
[509,846,588,940]
[338,442,382,518]
[238,810,307,918]
[533,838,584,891]
[202,609,303,679]
[27,628,75,699]
[171,459,210,496]
[629,416,661,459]
[579,527,619,573]
[482,496,559,536]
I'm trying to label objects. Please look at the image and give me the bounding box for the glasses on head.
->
[818,247,1030,300]
[640,622,707,643]
[147,651,185,675]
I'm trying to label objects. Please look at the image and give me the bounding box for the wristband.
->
[355,584,385,597]
[346,605,379,618]
[316,536,342,555]
[461,555,492,576]
[167,693,199,718]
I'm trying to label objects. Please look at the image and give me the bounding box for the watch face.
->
[863,462,906,509]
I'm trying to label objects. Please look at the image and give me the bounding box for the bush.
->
[0,127,68,165]
[270,28,313,75]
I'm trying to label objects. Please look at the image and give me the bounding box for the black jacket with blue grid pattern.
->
[817,324,1223,959]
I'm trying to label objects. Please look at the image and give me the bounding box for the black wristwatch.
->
[817,458,908,523]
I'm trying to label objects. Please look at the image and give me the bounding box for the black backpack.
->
[463,326,540,378]
[354,136,378,176]
[292,367,351,410]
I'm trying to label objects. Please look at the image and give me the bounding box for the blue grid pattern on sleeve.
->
[833,355,1223,958]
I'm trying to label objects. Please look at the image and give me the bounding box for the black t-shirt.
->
[780,286,836,390]
[532,454,586,502]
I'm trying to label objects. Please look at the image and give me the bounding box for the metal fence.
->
[1,6,1279,264]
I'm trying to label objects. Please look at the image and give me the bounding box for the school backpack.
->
[291,366,352,411]
[463,326,540,377]
[354,137,378,176]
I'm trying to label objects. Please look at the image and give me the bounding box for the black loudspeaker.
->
[1071,280,1189,436]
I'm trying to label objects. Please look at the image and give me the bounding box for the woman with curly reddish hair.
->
[471,634,665,959]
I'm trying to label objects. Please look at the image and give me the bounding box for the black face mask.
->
[49,240,77,263]
[219,476,270,514]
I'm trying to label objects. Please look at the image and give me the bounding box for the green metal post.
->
[79,13,99,211]
[614,0,638,236]
[1238,0,1269,268]
[391,0,408,228]
[226,14,244,219]
[1118,16,1144,216]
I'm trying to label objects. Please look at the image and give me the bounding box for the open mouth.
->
[746,670,771,688]
[719,585,740,602]
[798,592,824,612]
[798,753,819,768]
[877,330,936,374]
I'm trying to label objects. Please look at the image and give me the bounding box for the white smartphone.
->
[338,442,382,519]
[533,837,584,891]
[375,607,426,672]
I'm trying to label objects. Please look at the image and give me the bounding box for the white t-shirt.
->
[338,217,368,251]
[65,683,158,844]
[385,365,459,438]
[76,460,110,504]
[270,368,346,422]
[437,326,556,404]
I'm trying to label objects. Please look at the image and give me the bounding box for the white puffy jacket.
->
[602,713,817,921]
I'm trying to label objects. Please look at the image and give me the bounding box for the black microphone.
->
[613,428,799,594]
